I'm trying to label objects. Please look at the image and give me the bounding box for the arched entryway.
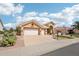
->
[47,25,54,35]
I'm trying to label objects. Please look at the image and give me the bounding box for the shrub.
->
[0,31,4,34]
[1,40,10,47]
[7,36,16,46]
[7,38,16,46]
[68,29,74,37]
[0,30,16,47]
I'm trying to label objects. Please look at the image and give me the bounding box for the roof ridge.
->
[20,19,45,28]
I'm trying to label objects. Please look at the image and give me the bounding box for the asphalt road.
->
[42,43,79,56]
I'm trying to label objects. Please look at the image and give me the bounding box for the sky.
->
[0,3,79,28]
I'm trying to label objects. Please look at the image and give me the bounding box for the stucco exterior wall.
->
[21,22,46,35]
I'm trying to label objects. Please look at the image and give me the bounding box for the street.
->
[42,42,79,56]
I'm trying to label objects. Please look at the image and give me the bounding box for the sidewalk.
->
[0,39,79,56]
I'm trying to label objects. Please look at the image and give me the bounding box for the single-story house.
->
[19,20,55,36]
[54,26,72,35]
[73,29,79,34]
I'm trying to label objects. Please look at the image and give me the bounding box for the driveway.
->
[23,35,54,46]
[0,37,79,55]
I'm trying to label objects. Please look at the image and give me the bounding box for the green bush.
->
[1,40,10,47]
[0,31,4,34]
[7,36,16,46]
[1,36,16,47]
[16,26,21,35]
[7,38,16,46]
[0,30,16,47]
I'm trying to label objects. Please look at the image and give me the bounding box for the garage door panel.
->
[24,29,38,35]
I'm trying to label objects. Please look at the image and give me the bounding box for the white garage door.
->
[24,29,38,36]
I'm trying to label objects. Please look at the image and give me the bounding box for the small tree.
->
[56,30,62,40]
[72,21,79,30]
[9,28,14,33]
[68,29,74,37]
[16,26,21,35]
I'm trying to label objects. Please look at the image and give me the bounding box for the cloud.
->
[16,11,72,27]
[16,16,22,24]
[16,16,51,25]
[0,3,24,16]
[14,4,24,14]
[16,12,67,27]
[2,3,79,28]
[39,12,48,17]
[4,23,16,29]
[24,12,38,17]
[16,4,79,27]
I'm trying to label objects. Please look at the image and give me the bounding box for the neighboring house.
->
[73,29,79,34]
[55,26,71,35]
[19,20,55,36]
[0,19,3,31]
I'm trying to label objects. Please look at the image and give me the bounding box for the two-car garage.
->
[20,20,48,36]
[23,29,38,36]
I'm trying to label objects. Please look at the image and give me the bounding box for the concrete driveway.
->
[0,36,79,55]
[23,35,54,46]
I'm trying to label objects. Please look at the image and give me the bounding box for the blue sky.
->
[0,3,79,28]
[22,3,75,13]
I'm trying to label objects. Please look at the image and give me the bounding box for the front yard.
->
[0,28,79,52]
[0,32,79,55]
[54,33,79,40]
[57,35,74,39]
[0,37,79,56]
